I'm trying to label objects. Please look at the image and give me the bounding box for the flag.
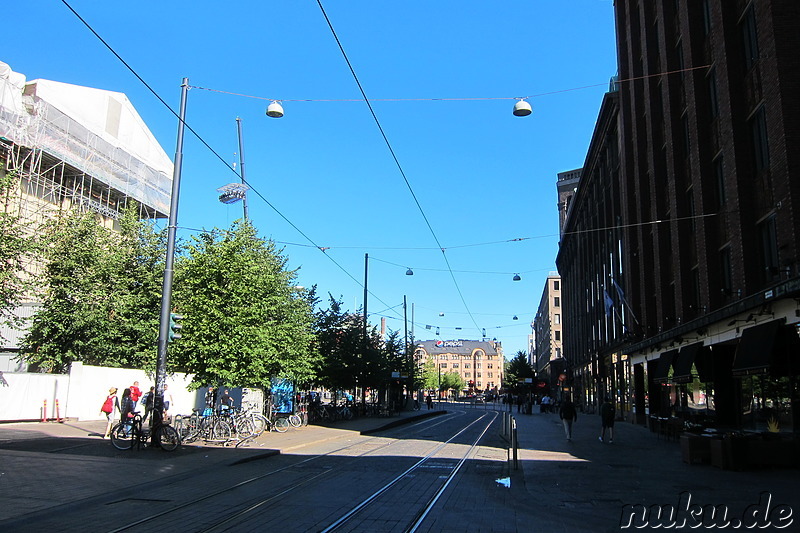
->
[611,277,625,302]
[603,289,614,316]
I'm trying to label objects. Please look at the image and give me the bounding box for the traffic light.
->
[168,313,183,342]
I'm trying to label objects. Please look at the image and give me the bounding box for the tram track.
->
[105,409,478,532]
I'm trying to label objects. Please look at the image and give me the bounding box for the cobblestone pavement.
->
[1,403,797,531]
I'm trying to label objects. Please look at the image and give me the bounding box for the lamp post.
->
[154,77,189,442]
[235,117,249,222]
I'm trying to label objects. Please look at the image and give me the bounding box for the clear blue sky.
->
[6,1,617,359]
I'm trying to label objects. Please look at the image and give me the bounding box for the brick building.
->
[414,340,504,394]
[557,0,800,431]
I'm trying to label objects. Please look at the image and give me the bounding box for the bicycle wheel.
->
[110,422,133,450]
[288,414,302,428]
[156,425,180,452]
[250,413,268,435]
[211,419,233,441]
[235,416,257,439]
[273,417,289,433]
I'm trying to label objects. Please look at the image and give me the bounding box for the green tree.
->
[504,350,535,390]
[0,167,32,341]
[21,204,164,372]
[170,221,317,388]
[440,371,464,397]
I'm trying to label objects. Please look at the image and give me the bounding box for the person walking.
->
[119,388,136,435]
[100,387,120,439]
[599,397,615,443]
[130,381,142,404]
[204,386,217,416]
[141,386,155,425]
[559,397,578,441]
[425,394,433,410]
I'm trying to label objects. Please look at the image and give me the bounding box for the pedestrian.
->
[163,384,173,420]
[599,397,615,443]
[130,380,142,404]
[119,388,136,435]
[541,395,551,413]
[220,389,233,412]
[559,397,578,441]
[141,386,155,424]
[204,386,217,416]
[516,393,524,413]
[426,394,433,410]
[100,387,120,439]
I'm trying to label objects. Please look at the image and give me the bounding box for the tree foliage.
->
[169,221,317,388]
[0,168,33,340]
[20,205,164,372]
[504,350,535,389]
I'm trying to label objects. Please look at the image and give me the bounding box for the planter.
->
[681,434,711,464]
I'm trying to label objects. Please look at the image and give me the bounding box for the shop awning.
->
[652,349,678,383]
[693,344,714,383]
[673,343,704,383]
[732,319,783,376]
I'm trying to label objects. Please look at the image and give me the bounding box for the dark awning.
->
[673,343,703,383]
[693,344,714,383]
[652,350,678,383]
[732,319,783,376]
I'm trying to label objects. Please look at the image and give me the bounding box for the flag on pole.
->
[603,289,614,316]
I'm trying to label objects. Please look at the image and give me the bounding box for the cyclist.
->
[119,388,136,435]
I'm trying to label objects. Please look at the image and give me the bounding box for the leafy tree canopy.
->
[170,221,317,389]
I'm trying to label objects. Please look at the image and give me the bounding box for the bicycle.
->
[110,412,180,452]
[267,409,290,432]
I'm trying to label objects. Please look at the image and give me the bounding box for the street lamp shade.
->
[513,273,522,281]
[513,99,532,117]
[266,101,284,118]
[406,268,414,276]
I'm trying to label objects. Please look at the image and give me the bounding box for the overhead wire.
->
[60,0,405,323]
[315,0,485,338]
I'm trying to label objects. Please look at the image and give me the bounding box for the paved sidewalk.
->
[0,407,445,522]
[498,404,800,531]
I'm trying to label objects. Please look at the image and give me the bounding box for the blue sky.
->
[6,1,617,358]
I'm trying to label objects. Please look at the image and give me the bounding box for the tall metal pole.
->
[235,117,249,222]
[156,77,189,401]
[363,253,368,340]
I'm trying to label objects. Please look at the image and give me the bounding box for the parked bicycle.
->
[110,412,179,452]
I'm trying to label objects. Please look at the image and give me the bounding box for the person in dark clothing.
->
[204,387,217,416]
[141,386,155,424]
[220,389,233,412]
[559,398,578,441]
[119,388,136,436]
[599,397,615,443]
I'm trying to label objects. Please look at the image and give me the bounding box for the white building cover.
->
[0,60,172,216]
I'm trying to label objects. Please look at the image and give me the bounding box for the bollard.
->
[511,418,519,470]
[55,399,63,423]
[42,399,48,422]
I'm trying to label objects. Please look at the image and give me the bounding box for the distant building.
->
[556,168,581,238]
[414,339,504,393]
[532,273,563,391]
[0,60,173,366]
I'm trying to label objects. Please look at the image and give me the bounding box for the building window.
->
[714,156,726,208]
[554,297,560,307]
[452,363,459,368]
[488,373,493,378]
[487,363,493,369]
[554,313,561,324]
[750,106,770,173]
[555,331,561,341]
[476,363,482,369]
[741,5,759,71]
[758,215,779,283]
[464,363,471,369]
[440,363,447,369]
[553,280,560,291]
[720,247,732,296]
[465,372,471,378]
[707,68,719,119]
[477,373,482,378]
